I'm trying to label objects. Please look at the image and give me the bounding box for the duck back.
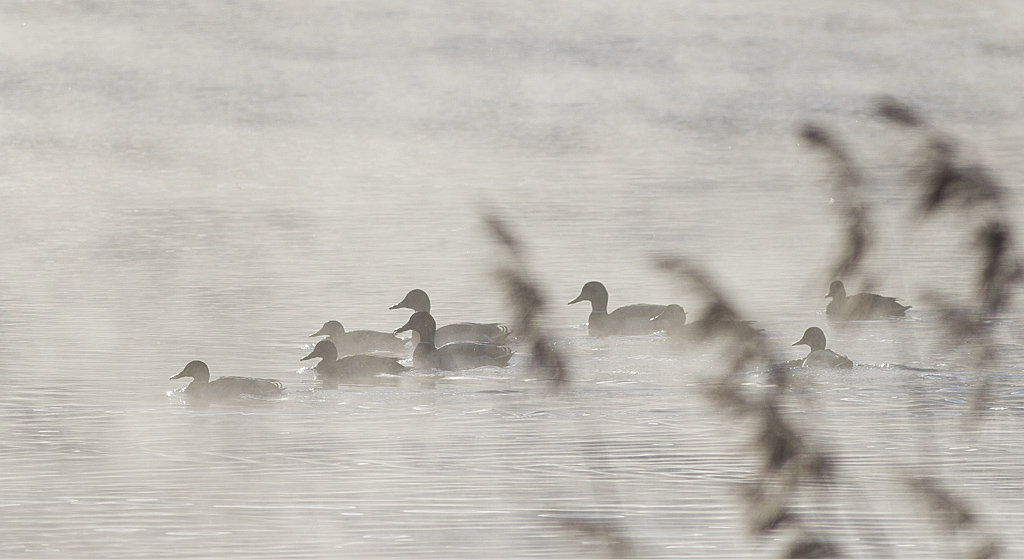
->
[826,283,910,320]
[197,376,285,400]
[435,323,512,346]
[413,341,513,370]
[332,330,408,355]
[591,304,668,337]
[802,349,854,369]
[318,355,408,388]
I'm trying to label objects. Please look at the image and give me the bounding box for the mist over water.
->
[1,2,1023,557]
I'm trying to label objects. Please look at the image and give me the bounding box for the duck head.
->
[792,327,828,352]
[311,320,345,338]
[826,280,847,300]
[301,339,338,362]
[170,360,210,383]
[568,281,609,311]
[390,289,431,313]
[395,311,437,341]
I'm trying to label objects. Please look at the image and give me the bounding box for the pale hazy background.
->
[1,2,1022,557]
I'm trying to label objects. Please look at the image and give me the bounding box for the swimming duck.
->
[568,281,668,337]
[170,360,285,401]
[395,311,513,370]
[650,304,761,342]
[825,280,910,320]
[300,339,408,388]
[310,320,408,356]
[389,289,512,345]
[792,327,853,369]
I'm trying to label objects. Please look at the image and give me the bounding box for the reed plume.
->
[657,255,842,557]
[799,123,872,281]
[485,213,635,558]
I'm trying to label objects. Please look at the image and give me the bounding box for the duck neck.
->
[589,292,609,314]
[413,341,437,362]
[416,327,437,348]
[184,376,208,394]
[830,284,847,303]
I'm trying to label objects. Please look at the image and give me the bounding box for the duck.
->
[300,339,408,388]
[169,360,285,402]
[650,304,761,342]
[568,281,668,337]
[792,327,853,369]
[394,311,513,370]
[389,289,512,345]
[310,320,408,356]
[825,280,910,320]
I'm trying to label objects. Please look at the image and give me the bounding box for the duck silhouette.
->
[792,327,853,369]
[568,281,668,337]
[310,320,407,356]
[825,280,910,320]
[650,304,761,343]
[389,289,511,345]
[395,311,513,370]
[300,339,408,388]
[169,360,285,402]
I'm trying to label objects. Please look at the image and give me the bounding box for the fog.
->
[1,2,1022,557]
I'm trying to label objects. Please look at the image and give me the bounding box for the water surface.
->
[1,2,1023,557]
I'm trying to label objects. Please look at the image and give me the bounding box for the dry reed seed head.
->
[970,542,1002,559]
[691,309,738,343]
[706,382,758,416]
[919,164,966,214]
[784,536,842,559]
[830,217,871,280]
[931,304,991,346]
[729,343,762,371]
[917,141,1004,214]
[907,476,976,529]
[555,518,636,559]
[975,222,1021,313]
[976,222,1009,257]
[766,361,792,389]
[958,165,1003,208]
[654,255,733,304]
[799,123,832,148]
[875,96,925,127]
[758,408,803,472]
[751,502,796,534]
[493,268,547,336]
[799,452,835,482]
[799,123,861,188]
[530,337,570,385]
[482,213,524,261]
[969,377,995,416]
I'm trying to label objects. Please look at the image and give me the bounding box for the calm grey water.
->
[2,2,1023,557]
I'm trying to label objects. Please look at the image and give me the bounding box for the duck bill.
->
[310,326,329,337]
[394,320,413,334]
[388,303,405,310]
[792,338,806,347]
[169,370,187,380]
[299,350,317,361]
[567,294,585,305]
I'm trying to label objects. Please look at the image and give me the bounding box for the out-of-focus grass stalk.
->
[484,213,635,558]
